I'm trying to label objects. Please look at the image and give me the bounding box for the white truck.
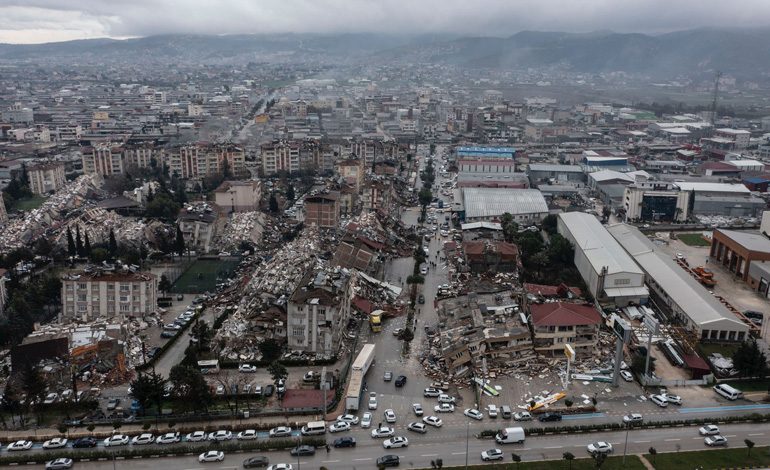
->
[345,344,376,411]
[496,426,525,444]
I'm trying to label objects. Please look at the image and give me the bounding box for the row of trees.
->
[0,272,62,346]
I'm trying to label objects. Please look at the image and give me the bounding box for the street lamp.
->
[465,420,470,469]
[622,421,630,464]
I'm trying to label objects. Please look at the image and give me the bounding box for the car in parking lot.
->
[132,433,155,445]
[538,412,562,422]
[438,394,456,404]
[336,414,359,425]
[103,435,129,447]
[269,426,292,438]
[199,450,225,462]
[238,429,259,440]
[487,404,498,418]
[361,412,373,428]
[665,394,683,405]
[481,449,504,461]
[289,445,316,456]
[423,387,440,398]
[329,421,350,433]
[422,416,443,427]
[384,409,397,423]
[620,370,634,382]
[333,437,356,448]
[649,394,668,407]
[412,403,423,416]
[239,364,257,373]
[42,438,68,449]
[72,437,97,448]
[395,375,407,387]
[186,431,207,442]
[45,458,73,469]
[208,430,233,441]
[383,436,409,449]
[107,397,121,410]
[7,440,33,451]
[371,426,395,438]
[513,411,532,421]
[699,424,720,436]
[434,403,455,413]
[464,408,483,420]
[156,432,181,444]
[302,371,316,382]
[587,442,614,455]
[408,422,427,433]
[383,371,393,381]
[376,455,400,468]
[368,392,378,410]
[242,456,270,468]
[623,413,643,425]
[705,435,727,447]
[264,384,275,397]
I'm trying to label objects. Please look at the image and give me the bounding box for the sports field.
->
[678,233,711,247]
[171,258,239,293]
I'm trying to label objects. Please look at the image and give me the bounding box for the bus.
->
[198,359,220,374]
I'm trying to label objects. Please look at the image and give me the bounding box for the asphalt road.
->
[39,422,768,469]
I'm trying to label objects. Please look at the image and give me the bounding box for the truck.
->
[345,344,376,411]
[369,310,383,332]
[495,426,525,444]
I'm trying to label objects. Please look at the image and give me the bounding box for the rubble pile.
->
[0,175,101,251]
[55,207,148,249]
[219,211,265,249]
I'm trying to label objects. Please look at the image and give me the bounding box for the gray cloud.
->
[1,0,770,43]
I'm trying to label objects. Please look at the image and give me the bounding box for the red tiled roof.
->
[530,302,601,327]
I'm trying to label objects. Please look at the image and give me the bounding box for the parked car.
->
[302,371,316,382]
[538,412,562,422]
[383,436,409,449]
[208,430,233,441]
[103,435,129,447]
[395,375,407,387]
[269,426,293,438]
[361,412,373,428]
[45,458,73,470]
[481,449,504,461]
[263,384,275,397]
[434,403,455,413]
[649,394,668,407]
[487,404,498,418]
[72,437,97,448]
[266,465,293,470]
[423,387,441,398]
[371,426,395,438]
[238,429,259,440]
[623,413,643,425]
[384,409,397,423]
[422,416,443,427]
[408,422,428,434]
[383,371,393,381]
[438,394,456,404]
[665,394,683,405]
[464,408,483,420]
[620,370,634,382]
[156,432,181,444]
[336,414,360,425]
[412,403,424,416]
[329,421,350,433]
[333,437,356,448]
[513,411,532,421]
[199,450,225,462]
[368,392,378,410]
[42,438,68,449]
[7,440,33,451]
[132,433,155,445]
[289,445,316,456]
[107,397,121,410]
[185,431,207,442]
[239,364,257,373]
[242,456,270,468]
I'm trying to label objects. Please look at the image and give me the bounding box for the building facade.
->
[27,162,66,195]
[529,302,602,357]
[61,270,157,322]
[213,180,262,213]
[261,140,300,175]
[304,192,340,228]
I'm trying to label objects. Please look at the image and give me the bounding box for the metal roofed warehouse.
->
[461,188,548,224]
[607,223,749,341]
[557,212,648,305]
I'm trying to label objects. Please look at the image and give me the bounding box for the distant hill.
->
[1,29,769,79]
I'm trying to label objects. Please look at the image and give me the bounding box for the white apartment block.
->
[61,270,158,322]
[164,145,246,179]
[28,162,66,195]
[82,143,124,176]
[260,141,300,175]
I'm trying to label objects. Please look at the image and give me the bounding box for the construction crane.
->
[710,71,722,126]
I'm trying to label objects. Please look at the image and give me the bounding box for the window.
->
[77,294,87,302]
[292,327,304,337]
[78,283,87,289]
[119,304,130,312]
[613,278,630,286]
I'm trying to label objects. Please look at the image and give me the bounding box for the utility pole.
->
[710,71,722,127]
[321,366,328,421]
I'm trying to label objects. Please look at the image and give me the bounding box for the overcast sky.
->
[1,0,769,44]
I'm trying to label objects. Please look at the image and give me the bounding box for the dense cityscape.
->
[1,2,770,470]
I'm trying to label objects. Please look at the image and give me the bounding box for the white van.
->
[495,426,525,444]
[649,394,668,408]
[714,383,743,401]
[300,421,326,436]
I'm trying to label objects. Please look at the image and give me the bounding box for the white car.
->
[383,436,409,449]
[620,370,633,382]
[481,449,504,461]
[371,426,395,438]
[438,394,456,404]
[103,435,129,447]
[43,393,59,404]
[336,414,360,425]
[208,430,233,441]
[185,431,207,442]
[423,387,441,398]
[587,442,614,455]
[513,411,532,421]
[487,404,498,417]
[199,450,225,462]
[132,433,155,445]
[650,394,668,408]
[156,432,180,444]
[384,408,397,423]
[267,465,293,470]
[623,413,643,424]
[329,421,350,433]
[705,435,727,446]
[699,425,720,436]
[368,392,378,410]
[665,394,683,405]
[239,364,257,373]
[464,408,483,420]
[408,422,428,434]
[42,438,68,449]
[423,416,443,427]
[434,403,455,413]
[269,426,293,438]
[237,429,258,440]
[7,440,33,451]
[215,385,225,395]
[45,458,73,470]
[361,412,373,428]
[412,403,424,416]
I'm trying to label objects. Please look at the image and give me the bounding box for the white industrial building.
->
[459,188,548,224]
[556,212,648,305]
[607,224,749,342]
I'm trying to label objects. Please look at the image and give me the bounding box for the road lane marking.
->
[354,458,372,461]
[421,454,439,457]
[664,439,680,442]
[634,440,651,443]
[323,460,340,463]
[724,435,736,437]
[452,452,466,455]
[749,433,765,436]
[679,403,770,413]
[543,446,563,449]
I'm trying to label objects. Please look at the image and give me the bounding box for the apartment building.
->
[27,162,66,195]
[123,142,162,169]
[287,269,352,356]
[529,302,602,357]
[82,143,124,176]
[213,180,262,213]
[60,270,158,322]
[177,210,217,253]
[164,144,246,179]
[260,140,300,175]
[304,192,340,228]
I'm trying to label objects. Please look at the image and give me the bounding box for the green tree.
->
[563,452,575,469]
[398,327,415,342]
[169,364,212,413]
[145,193,181,220]
[592,451,607,468]
[129,372,166,416]
[564,398,573,408]
[745,439,755,456]
[418,187,432,209]
[190,320,213,352]
[267,361,288,382]
[175,225,186,257]
[83,232,92,256]
[406,274,424,285]
[648,447,657,464]
[158,274,172,295]
[66,227,76,257]
[286,183,295,202]
[89,247,109,263]
[75,226,84,257]
[501,212,519,242]
[542,214,558,234]
[108,229,118,258]
[258,338,283,363]
[733,339,768,378]
[529,251,550,279]
[269,192,279,213]
[511,453,521,466]
[630,354,655,375]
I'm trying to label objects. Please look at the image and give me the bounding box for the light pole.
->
[622,421,630,464]
[465,420,470,469]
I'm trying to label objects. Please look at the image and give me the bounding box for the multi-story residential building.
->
[213,180,262,213]
[336,159,363,192]
[123,142,162,169]
[27,162,66,195]
[82,143,124,176]
[164,144,246,179]
[529,302,602,357]
[177,210,217,253]
[60,269,158,322]
[304,192,340,228]
[260,140,300,175]
[0,193,7,224]
[287,269,353,356]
